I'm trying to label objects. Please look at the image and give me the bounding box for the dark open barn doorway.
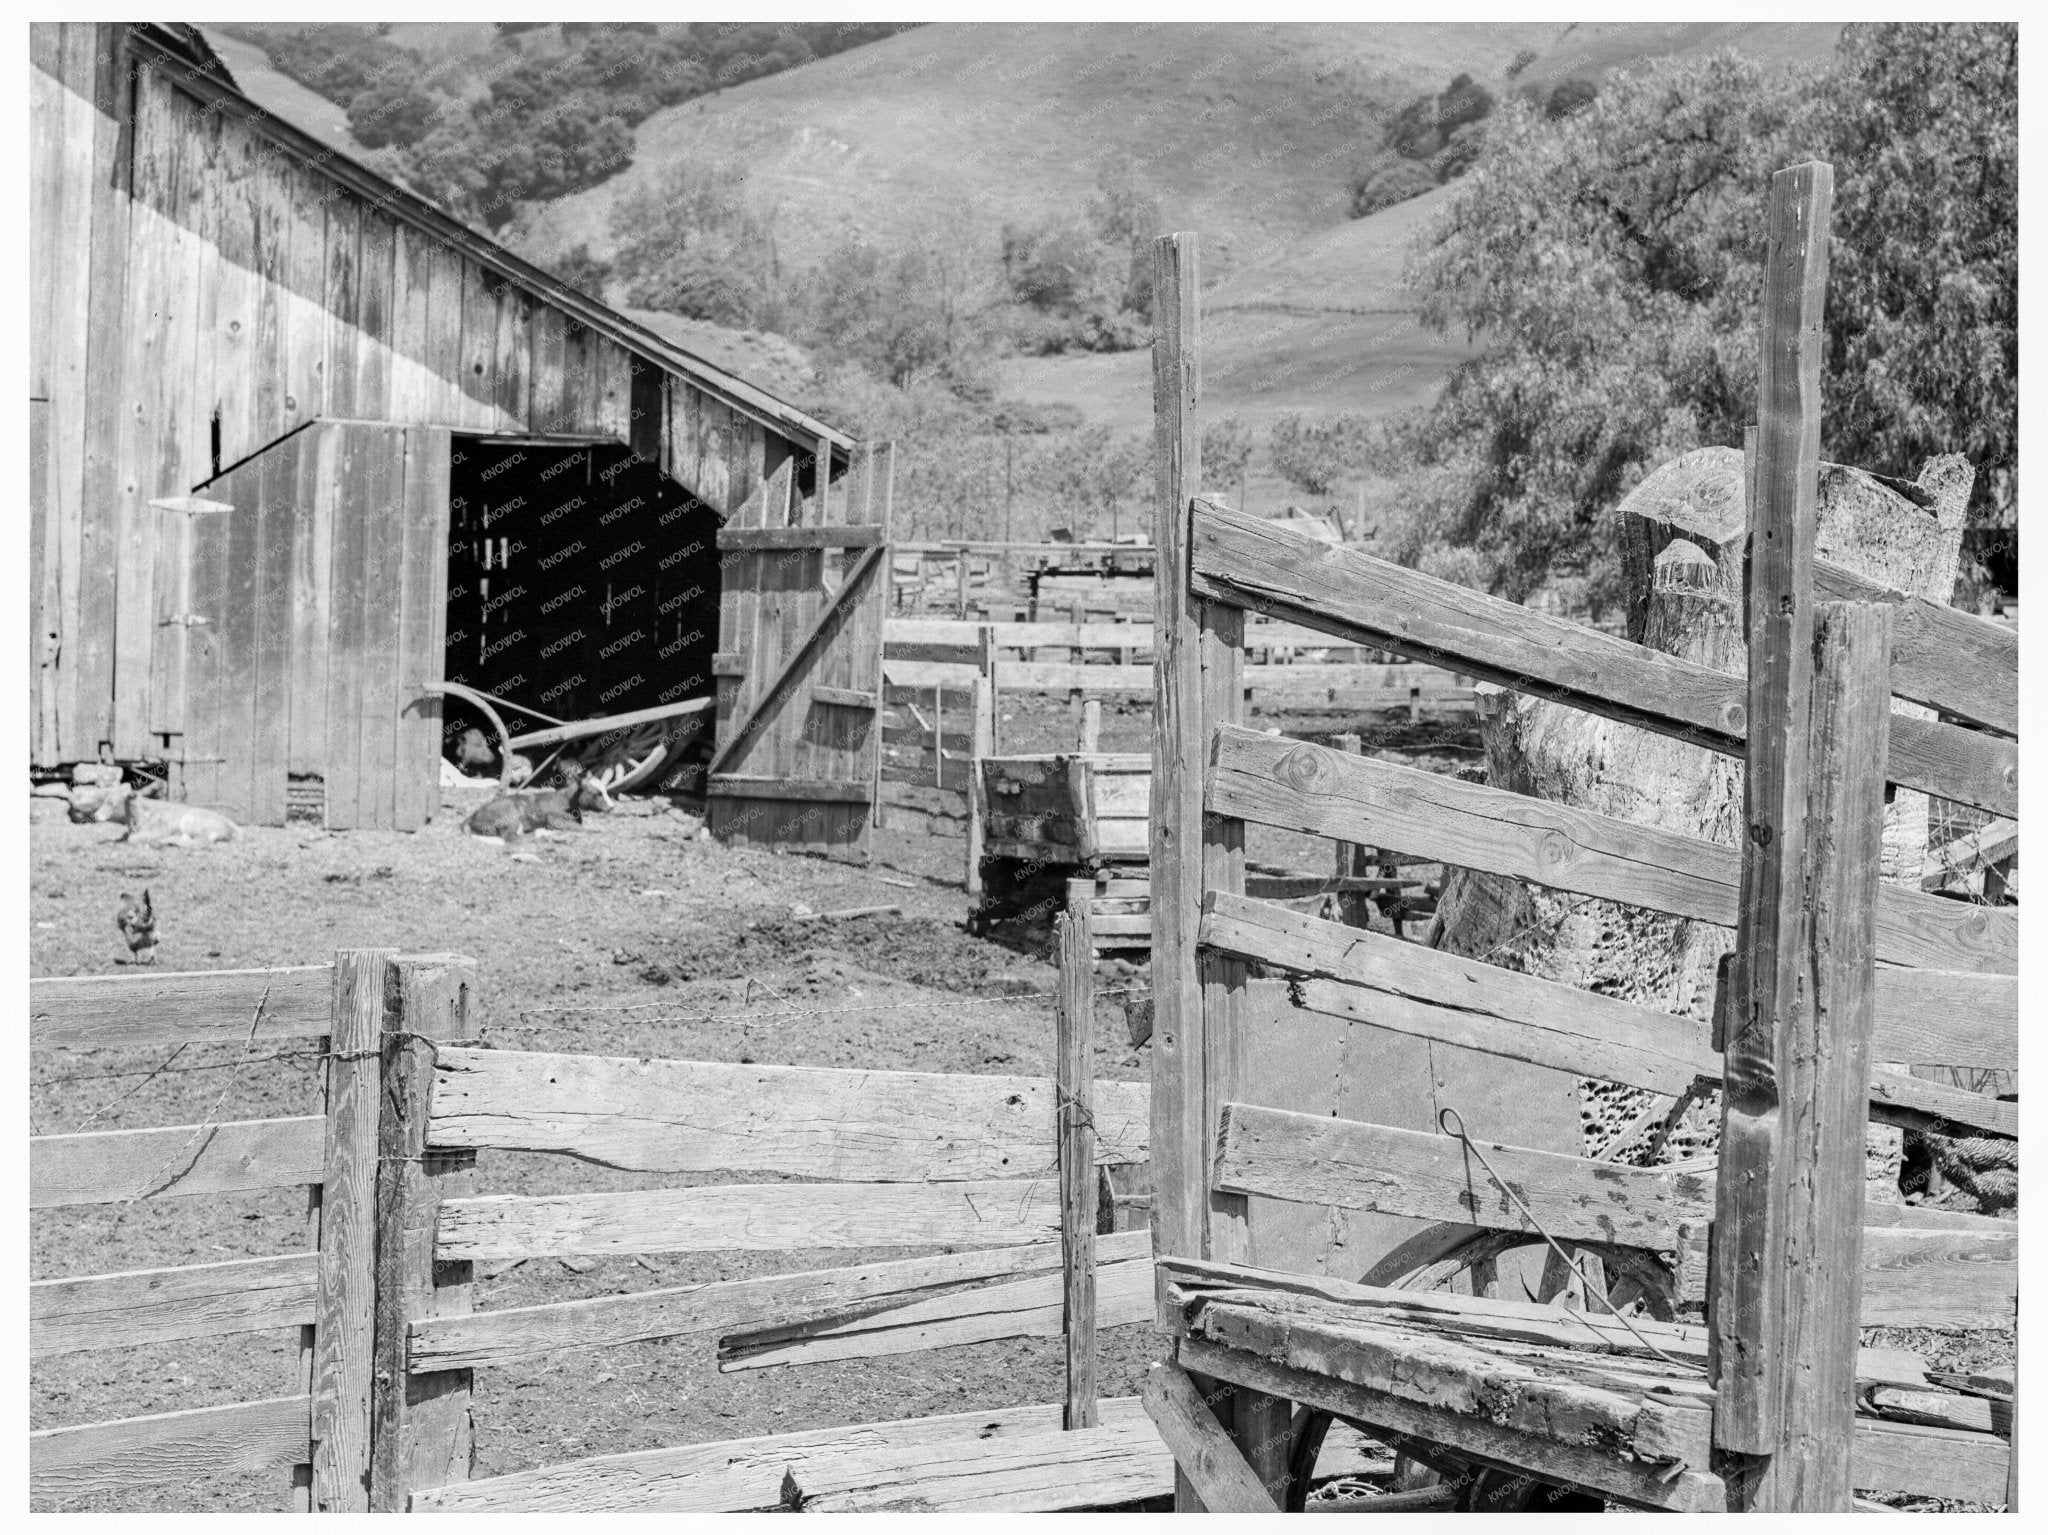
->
[442,436,722,793]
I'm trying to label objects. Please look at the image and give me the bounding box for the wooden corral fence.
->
[1140,171,2017,1513]
[30,952,479,1510]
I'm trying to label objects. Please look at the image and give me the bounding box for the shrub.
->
[1546,78,1599,119]
[1351,155,1439,217]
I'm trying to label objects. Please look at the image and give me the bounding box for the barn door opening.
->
[442,436,723,793]
[708,440,892,862]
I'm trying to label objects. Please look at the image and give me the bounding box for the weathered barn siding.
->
[167,420,451,829]
[29,22,850,779]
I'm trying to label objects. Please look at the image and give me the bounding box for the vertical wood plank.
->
[417,229,466,427]
[280,158,329,435]
[1149,231,1217,1513]
[310,948,391,1512]
[1734,600,1890,1511]
[369,954,479,1510]
[72,26,137,759]
[323,430,370,828]
[387,221,431,425]
[1058,888,1098,1431]
[359,427,407,830]
[288,424,337,777]
[394,428,452,831]
[527,301,568,435]
[1149,230,1206,1276]
[492,279,530,431]
[1712,160,1833,1461]
[323,190,361,421]
[458,261,498,430]
[209,109,264,467]
[210,451,267,821]
[179,500,232,808]
[249,144,290,450]
[31,398,51,765]
[596,336,634,443]
[352,208,394,423]
[250,433,298,825]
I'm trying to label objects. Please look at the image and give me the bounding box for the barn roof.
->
[130,23,854,462]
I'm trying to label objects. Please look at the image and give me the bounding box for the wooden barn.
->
[30,23,892,855]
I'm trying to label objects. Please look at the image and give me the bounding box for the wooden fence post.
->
[310,948,392,1511]
[964,631,995,896]
[1150,228,1277,1509]
[1078,698,1102,753]
[1330,733,1369,927]
[1058,885,1098,1430]
[1711,161,1833,1464]
[369,954,479,1510]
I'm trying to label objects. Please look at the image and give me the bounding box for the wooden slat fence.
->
[1141,190,2016,1514]
[29,952,479,1511]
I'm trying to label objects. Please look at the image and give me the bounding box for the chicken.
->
[116,889,158,965]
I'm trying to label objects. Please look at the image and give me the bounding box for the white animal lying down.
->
[120,795,239,847]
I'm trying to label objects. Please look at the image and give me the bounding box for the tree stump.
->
[1434,448,1972,1173]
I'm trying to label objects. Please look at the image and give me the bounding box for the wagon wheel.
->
[1284,1229,1678,1511]
[583,720,687,795]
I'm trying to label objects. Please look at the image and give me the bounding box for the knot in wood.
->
[1276,744,1331,793]
[1537,829,1575,870]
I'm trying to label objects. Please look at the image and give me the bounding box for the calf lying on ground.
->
[121,795,239,846]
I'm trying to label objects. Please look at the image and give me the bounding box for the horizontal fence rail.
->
[1188,499,2016,819]
[1207,724,2017,974]
[30,965,336,1050]
[427,1051,1150,1179]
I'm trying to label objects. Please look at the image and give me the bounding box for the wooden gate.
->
[163,419,451,830]
[707,441,893,859]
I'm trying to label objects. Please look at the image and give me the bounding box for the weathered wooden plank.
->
[207,444,265,819]
[1188,499,2013,817]
[351,197,394,421]
[1208,724,2015,974]
[774,1417,1174,1513]
[436,1179,1065,1260]
[412,1399,1167,1513]
[415,1233,1148,1374]
[1816,558,2017,736]
[1865,1069,2018,1139]
[997,661,1155,692]
[30,964,334,1050]
[1142,1360,1280,1512]
[278,157,328,435]
[393,428,450,831]
[1714,162,1842,1502]
[321,188,360,420]
[1856,1226,2018,1328]
[492,279,531,429]
[1868,1389,1998,1436]
[1176,1333,1724,1512]
[717,525,887,550]
[1851,1419,2012,1504]
[1214,1103,1716,1250]
[30,1394,312,1499]
[1205,893,1717,1096]
[32,1251,318,1358]
[1871,970,2016,1071]
[1148,235,1212,1523]
[1058,896,1099,1428]
[1211,895,2010,1132]
[355,426,407,830]
[704,775,874,803]
[310,949,389,1512]
[247,431,300,825]
[320,429,372,828]
[284,422,335,778]
[1158,1255,1714,1361]
[417,227,467,425]
[526,299,569,434]
[720,1251,1153,1372]
[32,1115,326,1208]
[428,1049,1149,1178]
[370,956,478,1510]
